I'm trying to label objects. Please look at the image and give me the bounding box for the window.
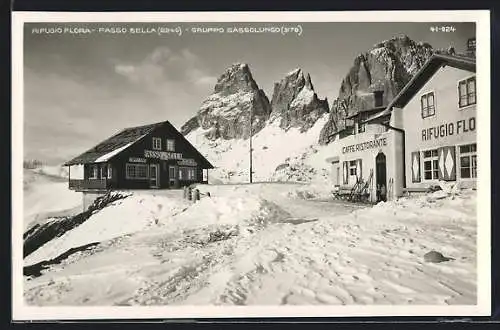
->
[107,166,112,179]
[152,137,162,150]
[459,143,477,179]
[382,120,390,132]
[89,165,98,179]
[178,167,197,181]
[423,149,439,180]
[357,122,365,134]
[100,167,106,179]
[349,160,357,176]
[188,168,196,180]
[421,92,435,118]
[459,76,476,108]
[166,139,175,151]
[126,164,148,179]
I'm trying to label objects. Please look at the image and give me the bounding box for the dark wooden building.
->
[64,120,214,192]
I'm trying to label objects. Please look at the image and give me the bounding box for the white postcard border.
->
[12,10,491,320]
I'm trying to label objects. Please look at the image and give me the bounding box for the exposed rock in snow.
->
[182,63,271,140]
[180,116,200,136]
[24,192,130,263]
[424,250,453,263]
[270,68,329,132]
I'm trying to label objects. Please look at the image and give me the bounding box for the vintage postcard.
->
[12,11,491,320]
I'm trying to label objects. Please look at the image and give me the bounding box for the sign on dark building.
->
[129,157,146,163]
[144,150,183,160]
[178,158,197,166]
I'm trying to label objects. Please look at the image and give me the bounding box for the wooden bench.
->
[333,185,370,203]
[333,188,350,200]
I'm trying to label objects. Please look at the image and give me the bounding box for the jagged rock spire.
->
[181,63,271,140]
[270,68,329,132]
[318,35,449,145]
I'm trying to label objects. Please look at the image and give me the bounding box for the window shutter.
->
[411,151,421,183]
[437,147,445,180]
[343,161,348,185]
[438,146,457,181]
[356,159,362,182]
[444,146,457,181]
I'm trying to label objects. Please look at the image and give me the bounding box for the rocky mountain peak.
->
[213,62,259,96]
[270,68,329,132]
[181,63,271,140]
[287,67,302,76]
[318,35,452,145]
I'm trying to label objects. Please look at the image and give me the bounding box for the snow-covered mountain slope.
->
[24,184,477,306]
[31,165,70,178]
[185,115,332,184]
[23,168,82,230]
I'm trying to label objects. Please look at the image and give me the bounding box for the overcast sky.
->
[23,21,475,165]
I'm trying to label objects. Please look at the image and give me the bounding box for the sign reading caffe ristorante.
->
[342,137,388,154]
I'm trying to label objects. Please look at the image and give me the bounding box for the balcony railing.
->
[69,179,109,191]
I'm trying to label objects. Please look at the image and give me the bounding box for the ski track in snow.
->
[23,183,477,306]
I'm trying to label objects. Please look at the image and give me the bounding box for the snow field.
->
[24,188,292,267]
[23,168,82,230]
[185,115,330,184]
[24,183,476,306]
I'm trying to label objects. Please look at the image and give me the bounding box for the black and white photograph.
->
[12,11,491,319]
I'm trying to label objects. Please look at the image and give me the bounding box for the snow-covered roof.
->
[65,120,215,169]
[65,122,164,165]
[93,142,135,163]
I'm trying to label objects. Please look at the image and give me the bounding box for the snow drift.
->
[24,184,476,306]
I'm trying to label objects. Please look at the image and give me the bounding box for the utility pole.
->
[249,107,253,183]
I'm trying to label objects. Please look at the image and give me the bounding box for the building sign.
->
[129,157,146,163]
[144,150,183,160]
[421,117,475,142]
[178,158,197,166]
[342,137,388,154]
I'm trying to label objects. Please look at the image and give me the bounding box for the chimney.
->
[373,90,384,107]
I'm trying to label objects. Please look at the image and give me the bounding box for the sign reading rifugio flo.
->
[421,117,475,141]
[342,137,388,154]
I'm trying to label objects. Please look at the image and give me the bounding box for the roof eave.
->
[389,54,476,109]
[363,111,391,125]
